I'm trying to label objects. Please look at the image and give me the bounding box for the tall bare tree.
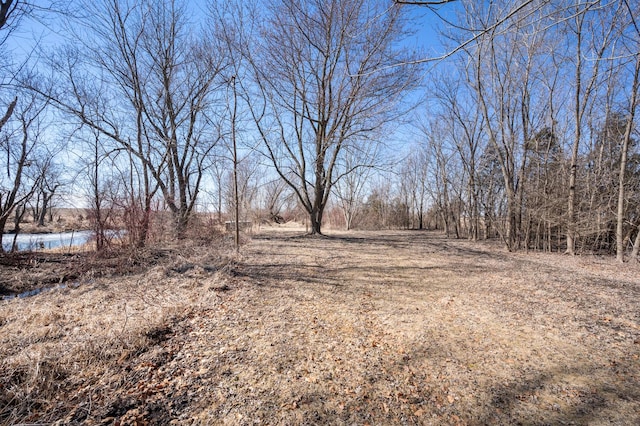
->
[564,1,618,255]
[399,146,431,230]
[240,0,420,234]
[614,0,640,262]
[428,69,485,239]
[459,0,554,250]
[30,0,227,241]
[30,157,63,226]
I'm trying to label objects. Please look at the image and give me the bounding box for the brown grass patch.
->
[1,227,639,425]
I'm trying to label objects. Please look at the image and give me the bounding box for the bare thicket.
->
[333,146,380,231]
[0,93,47,251]
[260,177,296,224]
[402,0,640,259]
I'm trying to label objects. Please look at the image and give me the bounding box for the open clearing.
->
[1,227,639,425]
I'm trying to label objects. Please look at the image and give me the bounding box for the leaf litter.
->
[0,227,639,425]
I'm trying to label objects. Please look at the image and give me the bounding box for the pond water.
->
[2,230,95,252]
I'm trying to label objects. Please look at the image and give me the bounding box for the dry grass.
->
[1,226,639,425]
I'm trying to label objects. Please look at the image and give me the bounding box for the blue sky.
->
[3,0,460,63]
[401,1,459,57]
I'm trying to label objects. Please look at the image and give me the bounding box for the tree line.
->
[1,0,639,262]
[407,0,640,261]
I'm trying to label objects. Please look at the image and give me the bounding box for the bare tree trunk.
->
[632,223,640,259]
[0,97,17,134]
[615,54,640,262]
[10,203,26,252]
[37,191,48,226]
[566,2,613,254]
[310,199,325,235]
[230,76,240,252]
[566,32,582,255]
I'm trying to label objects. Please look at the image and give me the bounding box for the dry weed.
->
[1,227,639,425]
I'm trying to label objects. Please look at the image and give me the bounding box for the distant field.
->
[1,227,639,425]
[8,208,91,234]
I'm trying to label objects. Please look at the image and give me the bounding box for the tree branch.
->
[0,0,16,29]
[0,97,17,133]
[394,0,457,4]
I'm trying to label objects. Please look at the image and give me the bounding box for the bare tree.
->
[563,1,619,255]
[208,153,228,224]
[75,128,122,251]
[398,146,431,230]
[428,69,485,239]
[614,0,640,262]
[240,0,420,234]
[30,158,63,226]
[0,93,46,251]
[459,0,555,250]
[30,0,226,241]
[260,176,294,224]
[425,122,459,237]
[334,145,380,231]
[226,75,241,251]
[86,131,109,251]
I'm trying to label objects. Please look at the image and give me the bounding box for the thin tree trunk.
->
[11,204,26,252]
[567,97,580,254]
[615,54,640,262]
[0,217,8,253]
[37,192,51,227]
[632,222,640,259]
[231,76,240,252]
[0,97,17,134]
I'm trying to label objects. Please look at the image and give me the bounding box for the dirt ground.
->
[1,225,639,425]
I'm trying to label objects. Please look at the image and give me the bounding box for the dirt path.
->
[1,228,639,425]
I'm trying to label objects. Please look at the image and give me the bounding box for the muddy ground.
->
[1,226,639,425]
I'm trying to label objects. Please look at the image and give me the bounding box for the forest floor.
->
[1,225,639,425]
